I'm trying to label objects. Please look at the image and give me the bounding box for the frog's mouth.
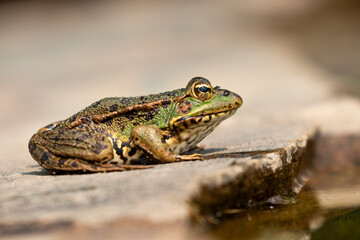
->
[169,109,237,130]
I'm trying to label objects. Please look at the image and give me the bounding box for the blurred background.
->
[1,0,359,153]
[1,0,360,239]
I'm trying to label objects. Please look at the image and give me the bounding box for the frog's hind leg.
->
[28,142,99,172]
[29,132,152,173]
[28,122,149,173]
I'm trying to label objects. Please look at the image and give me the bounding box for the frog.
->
[28,77,242,173]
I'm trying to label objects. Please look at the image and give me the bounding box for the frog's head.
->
[169,77,242,131]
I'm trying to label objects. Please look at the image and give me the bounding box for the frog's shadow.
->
[22,165,52,176]
[21,148,228,176]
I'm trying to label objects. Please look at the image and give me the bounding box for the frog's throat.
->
[169,109,237,131]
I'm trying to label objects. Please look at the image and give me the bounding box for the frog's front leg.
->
[130,125,203,163]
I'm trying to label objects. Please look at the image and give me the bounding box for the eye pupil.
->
[199,86,209,92]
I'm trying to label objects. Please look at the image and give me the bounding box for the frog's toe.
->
[191,153,204,160]
[176,153,203,161]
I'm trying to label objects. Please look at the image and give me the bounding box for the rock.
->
[0,119,316,236]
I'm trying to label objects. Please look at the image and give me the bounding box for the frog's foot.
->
[131,125,204,164]
[59,161,153,173]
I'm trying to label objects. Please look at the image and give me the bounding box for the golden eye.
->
[192,83,213,101]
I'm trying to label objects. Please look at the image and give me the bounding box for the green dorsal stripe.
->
[92,95,187,123]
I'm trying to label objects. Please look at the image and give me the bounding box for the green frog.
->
[28,77,242,173]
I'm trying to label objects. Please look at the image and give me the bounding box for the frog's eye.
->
[191,82,213,101]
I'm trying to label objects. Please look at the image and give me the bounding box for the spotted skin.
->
[176,100,192,115]
[28,77,242,173]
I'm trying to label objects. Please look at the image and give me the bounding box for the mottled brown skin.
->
[29,77,243,173]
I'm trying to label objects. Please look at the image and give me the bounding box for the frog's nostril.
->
[223,90,230,96]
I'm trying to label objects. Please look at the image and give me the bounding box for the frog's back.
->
[86,89,185,116]
[76,88,184,116]
[62,88,186,138]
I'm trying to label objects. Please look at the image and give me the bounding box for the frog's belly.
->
[172,121,222,154]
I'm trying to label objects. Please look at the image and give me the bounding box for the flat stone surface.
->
[0,121,315,231]
[0,1,360,239]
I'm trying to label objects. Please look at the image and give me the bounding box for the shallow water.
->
[207,169,360,240]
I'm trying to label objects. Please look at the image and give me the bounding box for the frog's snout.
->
[232,92,243,108]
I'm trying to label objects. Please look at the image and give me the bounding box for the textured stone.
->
[0,117,316,235]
